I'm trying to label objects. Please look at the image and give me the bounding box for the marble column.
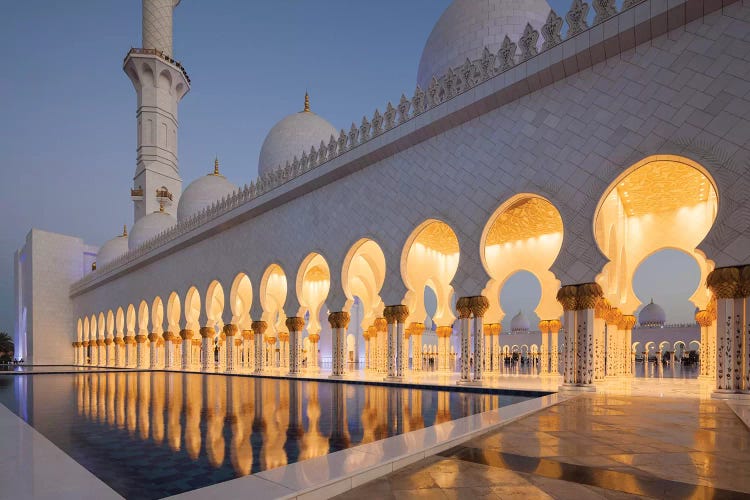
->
[538,321,550,376]
[621,315,636,377]
[436,327,451,372]
[179,330,194,370]
[114,338,124,367]
[556,283,602,388]
[593,300,607,381]
[148,333,160,369]
[223,324,237,372]
[707,266,749,395]
[549,319,561,375]
[470,296,489,383]
[72,342,79,365]
[105,338,114,367]
[307,332,320,372]
[199,327,214,372]
[410,323,424,372]
[329,311,350,378]
[457,297,471,382]
[384,308,396,379]
[374,318,387,374]
[286,317,304,376]
[363,326,372,371]
[241,330,253,372]
[135,334,148,368]
[383,305,408,380]
[252,321,266,374]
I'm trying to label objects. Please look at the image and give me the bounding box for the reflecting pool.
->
[0,372,541,499]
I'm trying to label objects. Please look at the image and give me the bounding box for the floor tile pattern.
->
[335,394,750,499]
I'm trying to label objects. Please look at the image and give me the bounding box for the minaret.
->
[124,0,190,222]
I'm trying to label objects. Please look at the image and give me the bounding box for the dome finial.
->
[304,91,310,113]
[214,156,219,175]
[158,201,165,213]
[122,224,128,237]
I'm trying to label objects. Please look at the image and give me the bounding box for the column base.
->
[711,390,750,401]
[286,372,301,377]
[328,374,346,380]
[559,383,597,392]
[384,376,403,382]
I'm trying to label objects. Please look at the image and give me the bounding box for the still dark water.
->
[0,372,539,499]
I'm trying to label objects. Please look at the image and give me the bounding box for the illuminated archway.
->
[137,301,149,336]
[229,274,253,330]
[184,287,201,331]
[151,297,164,335]
[297,254,330,338]
[402,220,460,328]
[167,292,181,333]
[205,281,225,330]
[260,264,287,368]
[594,155,718,314]
[481,194,563,324]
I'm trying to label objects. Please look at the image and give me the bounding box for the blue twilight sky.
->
[0,0,698,334]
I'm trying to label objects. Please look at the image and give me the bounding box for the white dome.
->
[177,161,237,222]
[511,310,530,332]
[97,228,129,266]
[639,299,666,327]
[128,209,176,250]
[258,94,337,178]
[417,0,552,90]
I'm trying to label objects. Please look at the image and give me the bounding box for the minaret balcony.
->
[156,188,173,206]
[130,187,144,201]
[124,47,191,84]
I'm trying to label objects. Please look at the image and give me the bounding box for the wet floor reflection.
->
[0,372,532,499]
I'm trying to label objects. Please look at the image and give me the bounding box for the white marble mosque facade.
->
[13,0,750,395]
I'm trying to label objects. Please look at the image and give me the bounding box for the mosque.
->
[13,0,750,397]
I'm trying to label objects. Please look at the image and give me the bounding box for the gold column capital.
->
[706,266,741,299]
[548,319,562,333]
[114,337,125,345]
[556,285,578,311]
[490,323,501,335]
[104,338,113,346]
[695,310,712,327]
[285,316,305,332]
[162,331,175,341]
[134,335,147,344]
[374,317,387,332]
[223,324,238,336]
[538,320,550,334]
[147,332,160,342]
[82,341,89,347]
[179,329,194,340]
[456,297,472,319]
[576,283,604,310]
[328,311,350,329]
[308,333,320,343]
[619,315,636,330]
[383,305,409,324]
[436,325,452,338]
[468,296,489,317]
[594,297,610,319]
[251,321,267,335]
[241,329,253,340]
[199,327,215,339]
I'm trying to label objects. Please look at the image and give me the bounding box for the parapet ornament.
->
[518,23,539,61]
[566,0,590,37]
[498,35,517,72]
[541,10,564,50]
[592,0,617,24]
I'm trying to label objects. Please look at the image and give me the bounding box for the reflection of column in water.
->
[402,388,411,433]
[116,372,126,429]
[151,372,166,444]
[436,390,451,425]
[138,372,151,440]
[300,382,328,459]
[409,389,424,431]
[359,385,377,445]
[229,376,253,476]
[76,374,84,416]
[167,372,183,452]
[126,373,137,434]
[206,375,227,468]
[185,373,202,460]
[106,372,116,426]
[329,383,350,450]
[284,380,303,464]
[98,373,107,423]
[261,379,287,469]
[89,374,97,420]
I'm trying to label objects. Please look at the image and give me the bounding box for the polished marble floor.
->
[335,394,750,499]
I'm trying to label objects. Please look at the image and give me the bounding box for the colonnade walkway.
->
[334,394,750,499]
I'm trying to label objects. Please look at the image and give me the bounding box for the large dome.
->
[639,299,666,327]
[417,0,552,90]
[177,159,237,222]
[257,93,337,178]
[128,208,176,250]
[511,310,530,332]
[97,226,129,266]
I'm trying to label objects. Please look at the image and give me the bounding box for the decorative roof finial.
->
[159,201,165,213]
[122,224,128,237]
[304,91,310,113]
[214,156,219,175]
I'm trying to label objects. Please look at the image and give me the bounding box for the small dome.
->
[639,299,666,327]
[128,208,176,250]
[257,93,337,178]
[417,0,552,90]
[511,310,530,332]
[177,159,237,221]
[97,226,129,266]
